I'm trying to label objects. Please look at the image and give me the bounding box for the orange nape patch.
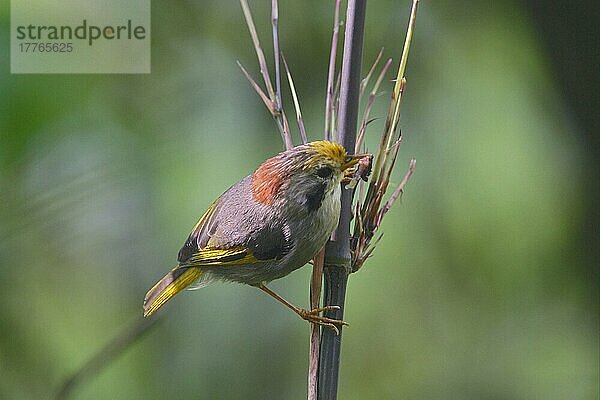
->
[251,157,285,204]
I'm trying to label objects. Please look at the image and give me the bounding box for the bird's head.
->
[251,141,363,210]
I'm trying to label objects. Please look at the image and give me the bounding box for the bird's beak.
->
[341,154,366,171]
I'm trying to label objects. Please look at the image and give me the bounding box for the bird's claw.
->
[298,306,349,335]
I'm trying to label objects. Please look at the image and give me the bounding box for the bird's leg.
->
[258,284,348,335]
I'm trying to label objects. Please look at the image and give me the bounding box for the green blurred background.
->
[1,1,598,399]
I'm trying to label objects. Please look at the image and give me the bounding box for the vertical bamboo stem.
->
[318,0,367,399]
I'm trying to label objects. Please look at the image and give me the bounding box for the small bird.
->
[143,140,363,332]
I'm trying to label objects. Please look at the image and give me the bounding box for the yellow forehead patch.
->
[308,141,347,165]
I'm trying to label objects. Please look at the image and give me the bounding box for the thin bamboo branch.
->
[379,135,403,196]
[239,0,293,149]
[240,0,276,100]
[365,0,418,200]
[378,158,416,223]
[396,0,419,98]
[308,248,325,400]
[272,0,283,113]
[330,72,341,139]
[386,0,419,152]
[280,109,292,147]
[356,57,393,153]
[359,48,384,99]
[324,0,342,141]
[368,77,405,195]
[237,61,277,113]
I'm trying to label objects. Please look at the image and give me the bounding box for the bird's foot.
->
[298,305,349,335]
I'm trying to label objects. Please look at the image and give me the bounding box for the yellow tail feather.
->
[143,266,202,317]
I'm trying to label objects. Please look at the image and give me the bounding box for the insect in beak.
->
[342,154,373,186]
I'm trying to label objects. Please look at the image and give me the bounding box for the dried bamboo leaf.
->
[282,55,308,143]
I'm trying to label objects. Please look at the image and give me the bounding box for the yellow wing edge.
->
[143,247,267,317]
[143,266,202,317]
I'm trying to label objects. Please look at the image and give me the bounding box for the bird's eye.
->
[315,166,334,179]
